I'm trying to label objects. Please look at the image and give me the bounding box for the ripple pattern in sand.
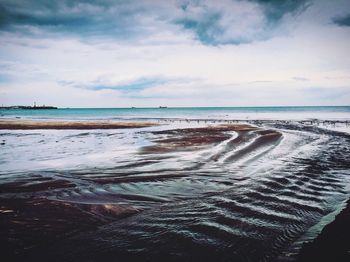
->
[1,123,350,261]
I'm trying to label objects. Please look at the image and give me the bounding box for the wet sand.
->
[1,122,350,261]
[0,119,157,129]
[141,124,260,153]
[0,197,138,261]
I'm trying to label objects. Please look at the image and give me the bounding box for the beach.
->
[1,107,350,262]
[2,0,349,260]
[0,119,156,129]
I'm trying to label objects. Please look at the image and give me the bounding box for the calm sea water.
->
[1,106,350,120]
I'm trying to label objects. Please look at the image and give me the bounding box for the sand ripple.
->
[1,122,350,261]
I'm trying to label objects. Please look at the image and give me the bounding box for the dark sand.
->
[0,119,157,129]
[1,122,349,262]
[296,200,350,262]
[0,123,285,261]
[141,124,264,153]
[0,197,138,261]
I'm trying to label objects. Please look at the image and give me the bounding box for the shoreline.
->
[2,118,349,134]
[0,119,157,129]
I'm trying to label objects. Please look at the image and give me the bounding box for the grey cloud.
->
[175,0,311,45]
[292,76,309,81]
[0,0,311,45]
[248,0,311,22]
[0,0,147,39]
[57,76,188,95]
[333,14,350,26]
[176,12,228,45]
[303,87,350,101]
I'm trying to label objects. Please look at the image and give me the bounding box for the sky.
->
[0,0,349,108]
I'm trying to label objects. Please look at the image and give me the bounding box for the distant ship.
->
[159,106,168,109]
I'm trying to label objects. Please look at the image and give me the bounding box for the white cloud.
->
[0,0,349,107]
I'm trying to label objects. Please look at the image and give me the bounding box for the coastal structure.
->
[0,102,57,110]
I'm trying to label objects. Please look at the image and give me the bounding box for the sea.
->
[1,106,350,121]
[1,106,350,262]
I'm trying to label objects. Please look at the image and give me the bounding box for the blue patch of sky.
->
[0,73,12,82]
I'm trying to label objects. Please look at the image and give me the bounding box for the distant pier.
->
[0,103,58,110]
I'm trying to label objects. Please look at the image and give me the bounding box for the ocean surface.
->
[1,106,350,261]
[1,106,350,121]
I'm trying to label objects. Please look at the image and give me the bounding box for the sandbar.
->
[0,119,157,129]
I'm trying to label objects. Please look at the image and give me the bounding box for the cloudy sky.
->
[0,0,349,107]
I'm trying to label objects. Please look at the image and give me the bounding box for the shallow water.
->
[1,120,350,261]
